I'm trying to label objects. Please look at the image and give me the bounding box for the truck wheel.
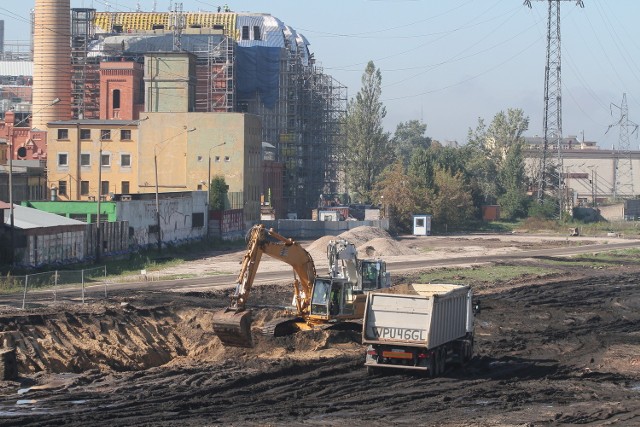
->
[437,348,446,376]
[429,353,438,378]
[367,366,377,376]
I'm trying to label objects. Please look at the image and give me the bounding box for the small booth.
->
[413,214,431,236]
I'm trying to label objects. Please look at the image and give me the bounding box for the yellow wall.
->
[138,112,262,222]
[46,113,262,223]
[46,122,140,201]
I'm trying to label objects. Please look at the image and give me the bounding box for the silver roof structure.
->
[0,61,33,77]
[2,204,86,230]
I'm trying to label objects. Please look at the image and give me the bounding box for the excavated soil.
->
[0,231,639,426]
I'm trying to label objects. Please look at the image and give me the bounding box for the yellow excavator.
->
[212,224,369,347]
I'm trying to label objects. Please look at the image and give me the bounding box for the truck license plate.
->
[382,350,412,359]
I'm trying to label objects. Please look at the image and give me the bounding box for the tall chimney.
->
[32,0,71,129]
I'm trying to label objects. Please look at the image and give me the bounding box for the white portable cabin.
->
[413,214,431,236]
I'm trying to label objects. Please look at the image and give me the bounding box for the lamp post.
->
[94,116,149,263]
[153,127,196,252]
[7,97,60,264]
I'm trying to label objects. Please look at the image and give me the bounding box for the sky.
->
[2,0,640,148]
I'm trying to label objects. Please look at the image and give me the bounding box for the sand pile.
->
[305,226,418,261]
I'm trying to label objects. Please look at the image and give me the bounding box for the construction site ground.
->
[1,227,639,426]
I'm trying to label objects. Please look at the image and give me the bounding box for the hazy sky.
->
[3,0,640,148]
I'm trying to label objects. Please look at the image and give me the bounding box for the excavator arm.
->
[213,224,317,347]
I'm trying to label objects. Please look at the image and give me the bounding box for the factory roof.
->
[2,204,86,230]
[0,61,33,77]
[47,119,142,126]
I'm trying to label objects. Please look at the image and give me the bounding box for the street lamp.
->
[153,127,196,252]
[7,97,60,264]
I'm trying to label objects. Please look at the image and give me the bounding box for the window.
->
[58,153,68,166]
[80,180,90,195]
[120,129,132,140]
[121,181,130,194]
[192,212,205,228]
[101,181,110,196]
[80,153,91,166]
[101,153,110,167]
[242,25,249,40]
[57,129,69,140]
[100,129,111,140]
[214,156,220,162]
[58,180,67,196]
[120,153,131,167]
[113,89,121,109]
[80,129,91,140]
[253,26,261,40]
[224,156,230,162]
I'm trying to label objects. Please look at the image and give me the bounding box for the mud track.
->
[0,266,639,426]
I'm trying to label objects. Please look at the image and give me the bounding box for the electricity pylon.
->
[608,93,639,198]
[525,0,584,217]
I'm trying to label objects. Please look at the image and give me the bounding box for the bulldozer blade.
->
[212,310,253,348]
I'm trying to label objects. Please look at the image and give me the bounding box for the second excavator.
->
[212,224,384,348]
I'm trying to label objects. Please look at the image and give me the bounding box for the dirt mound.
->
[305,235,337,261]
[305,226,417,261]
[358,237,419,257]
[338,225,393,247]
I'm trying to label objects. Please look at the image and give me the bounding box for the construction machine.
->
[212,224,367,348]
[326,238,391,291]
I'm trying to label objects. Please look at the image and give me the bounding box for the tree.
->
[465,108,530,218]
[374,160,430,233]
[430,167,474,231]
[391,120,431,168]
[343,61,391,203]
[209,175,228,211]
[499,137,530,219]
[485,109,529,168]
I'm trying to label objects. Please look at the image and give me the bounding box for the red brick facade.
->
[99,61,144,120]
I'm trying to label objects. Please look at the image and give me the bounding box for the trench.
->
[0,303,224,375]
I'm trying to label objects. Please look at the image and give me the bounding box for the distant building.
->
[525,135,598,151]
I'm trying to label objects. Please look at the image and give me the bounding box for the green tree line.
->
[342,61,538,233]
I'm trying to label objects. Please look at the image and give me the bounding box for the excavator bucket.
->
[212,309,253,348]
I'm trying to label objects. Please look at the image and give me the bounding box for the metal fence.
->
[0,266,108,309]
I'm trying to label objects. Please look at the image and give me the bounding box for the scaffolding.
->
[270,45,346,217]
[194,36,234,112]
[71,9,100,119]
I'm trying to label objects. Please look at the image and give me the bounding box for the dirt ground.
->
[0,227,639,426]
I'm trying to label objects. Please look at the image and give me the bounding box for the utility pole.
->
[525,0,584,219]
[96,145,102,262]
[608,93,639,198]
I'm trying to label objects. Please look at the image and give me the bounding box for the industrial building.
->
[63,7,347,219]
[1,3,346,220]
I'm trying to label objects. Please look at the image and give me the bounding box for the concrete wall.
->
[261,219,390,240]
[144,52,196,113]
[116,192,207,248]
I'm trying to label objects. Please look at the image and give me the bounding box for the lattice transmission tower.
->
[525,0,584,216]
[608,93,639,198]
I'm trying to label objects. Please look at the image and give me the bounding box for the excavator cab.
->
[359,260,390,291]
[309,278,356,319]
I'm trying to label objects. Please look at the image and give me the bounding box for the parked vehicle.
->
[362,283,475,376]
